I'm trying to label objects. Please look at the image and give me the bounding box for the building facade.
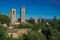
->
[8,8,16,25]
[20,6,25,23]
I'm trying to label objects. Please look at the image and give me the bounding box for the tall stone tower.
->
[20,6,25,23]
[8,8,16,25]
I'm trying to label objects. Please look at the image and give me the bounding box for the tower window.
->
[13,11,15,14]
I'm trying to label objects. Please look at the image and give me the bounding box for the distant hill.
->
[25,19,60,22]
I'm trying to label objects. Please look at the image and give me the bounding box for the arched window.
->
[13,11,15,14]
[11,34,13,38]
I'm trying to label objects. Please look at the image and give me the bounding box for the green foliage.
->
[58,21,60,28]
[18,24,25,28]
[0,25,7,40]
[39,17,45,24]
[49,29,60,40]
[18,36,25,40]
[18,24,47,31]
[16,31,46,40]
[27,31,46,40]
[0,15,60,40]
[18,24,33,29]
[32,24,46,31]
[17,16,60,40]
[29,18,35,24]
[42,24,60,40]
[51,16,58,28]
[18,23,45,28]
[0,14,10,24]
[32,24,40,30]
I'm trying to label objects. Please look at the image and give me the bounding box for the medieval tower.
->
[20,6,25,23]
[8,8,16,25]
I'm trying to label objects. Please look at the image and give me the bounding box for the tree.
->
[0,25,7,40]
[39,17,45,24]
[18,18,21,22]
[51,16,58,28]
[27,31,46,40]
[18,24,33,29]
[29,17,35,24]
[0,14,10,24]
[16,30,46,40]
[18,24,24,28]
[49,29,60,40]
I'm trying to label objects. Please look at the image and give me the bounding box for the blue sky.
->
[0,0,60,19]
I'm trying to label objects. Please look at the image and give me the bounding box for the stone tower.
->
[8,8,16,25]
[20,6,25,23]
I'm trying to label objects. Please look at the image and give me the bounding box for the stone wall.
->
[7,28,31,38]
[7,28,41,38]
[8,33,19,38]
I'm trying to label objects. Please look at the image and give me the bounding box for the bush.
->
[0,25,7,40]
[27,31,46,40]
[18,24,33,29]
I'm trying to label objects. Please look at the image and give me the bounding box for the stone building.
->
[7,28,31,38]
[20,6,25,23]
[7,28,19,38]
[7,28,41,38]
[38,17,43,23]
[34,18,38,23]
[8,8,17,25]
